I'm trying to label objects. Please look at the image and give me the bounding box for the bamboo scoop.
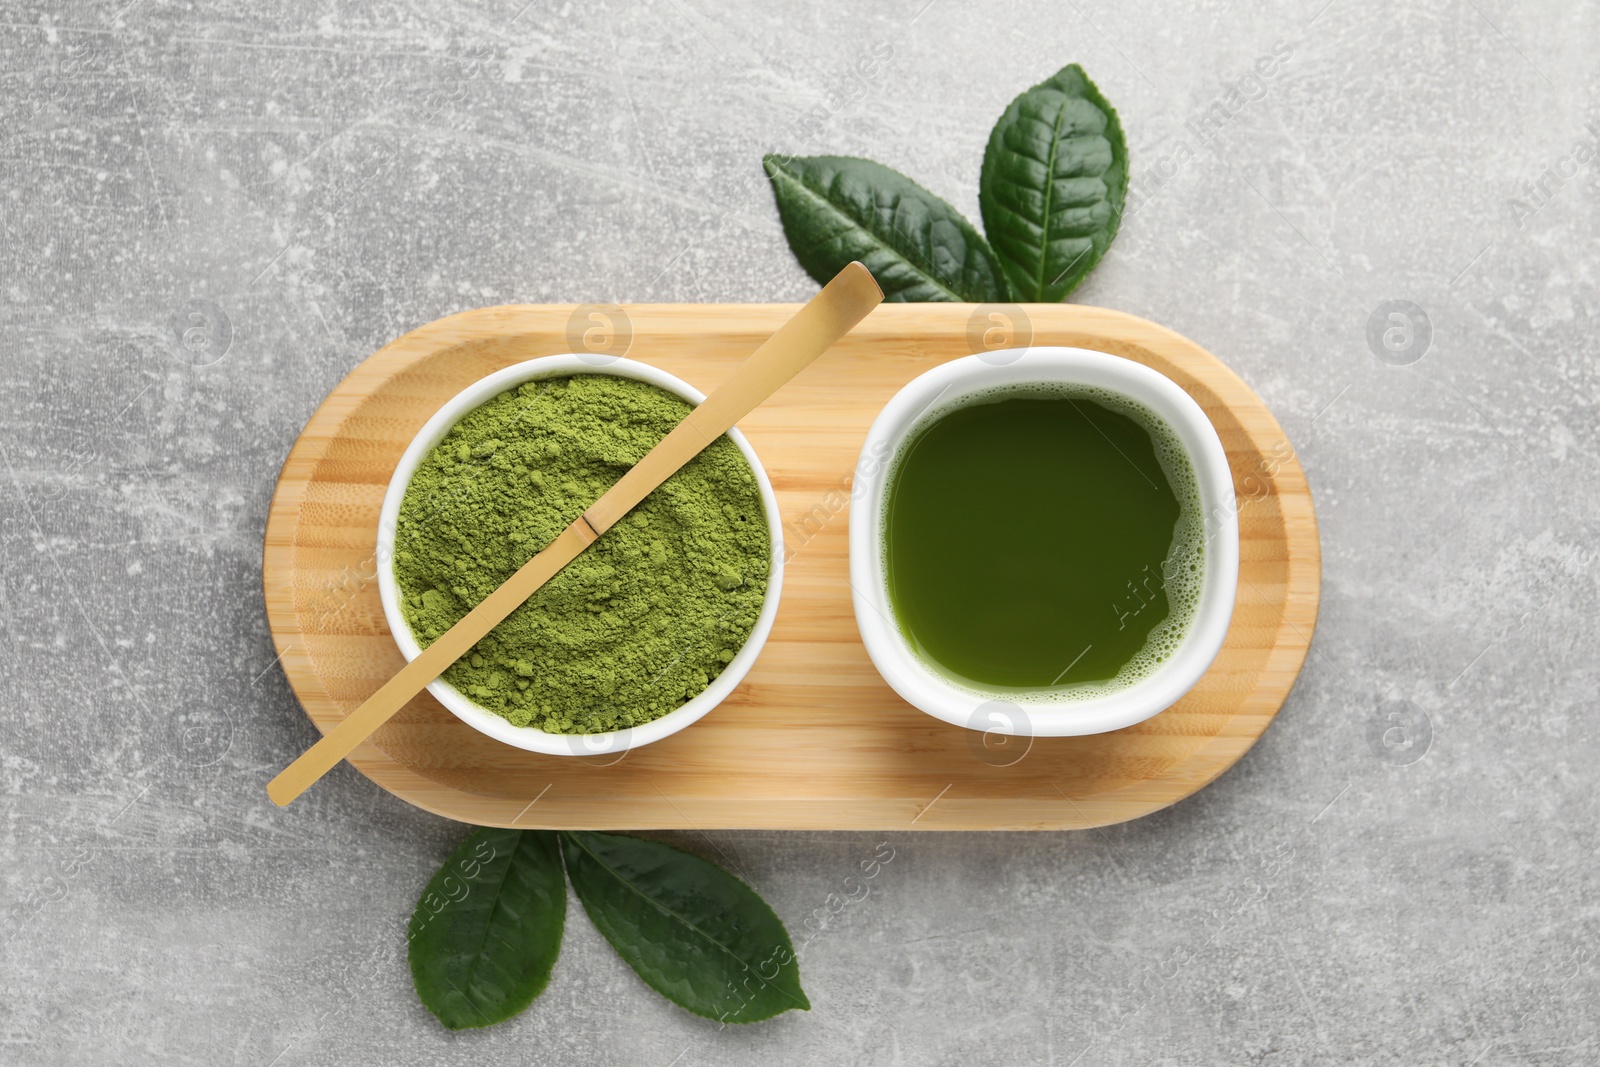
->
[268,262,883,806]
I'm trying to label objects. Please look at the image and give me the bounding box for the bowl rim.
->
[375,353,785,757]
[847,346,1240,738]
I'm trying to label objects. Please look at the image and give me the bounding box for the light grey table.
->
[3,1,1595,1063]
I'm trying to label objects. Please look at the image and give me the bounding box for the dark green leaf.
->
[979,64,1128,301]
[408,827,566,1030]
[560,830,808,1023]
[764,154,1006,303]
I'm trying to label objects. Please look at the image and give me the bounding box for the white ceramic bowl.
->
[376,355,784,757]
[848,347,1238,737]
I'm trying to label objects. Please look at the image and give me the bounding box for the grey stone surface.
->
[2,0,1596,1062]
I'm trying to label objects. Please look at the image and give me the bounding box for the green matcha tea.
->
[392,374,770,734]
[882,390,1201,693]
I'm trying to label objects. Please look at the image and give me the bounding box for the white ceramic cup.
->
[376,355,784,757]
[848,347,1239,738]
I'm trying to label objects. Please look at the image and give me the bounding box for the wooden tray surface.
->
[262,303,1319,830]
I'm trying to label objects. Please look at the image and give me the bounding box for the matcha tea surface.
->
[393,374,771,734]
[884,393,1196,691]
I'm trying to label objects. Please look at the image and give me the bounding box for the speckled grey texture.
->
[2,1,1596,1063]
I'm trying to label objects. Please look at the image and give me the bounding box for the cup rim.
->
[847,346,1239,737]
[375,354,785,757]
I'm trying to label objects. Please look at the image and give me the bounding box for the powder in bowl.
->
[391,373,771,735]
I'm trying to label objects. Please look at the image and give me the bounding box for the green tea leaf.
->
[764,154,1006,303]
[560,830,808,1023]
[408,827,566,1030]
[979,64,1128,301]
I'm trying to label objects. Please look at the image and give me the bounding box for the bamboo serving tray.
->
[263,303,1319,830]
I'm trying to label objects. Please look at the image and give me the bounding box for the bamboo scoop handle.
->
[267,262,883,806]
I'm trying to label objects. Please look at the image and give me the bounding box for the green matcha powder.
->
[393,374,771,734]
